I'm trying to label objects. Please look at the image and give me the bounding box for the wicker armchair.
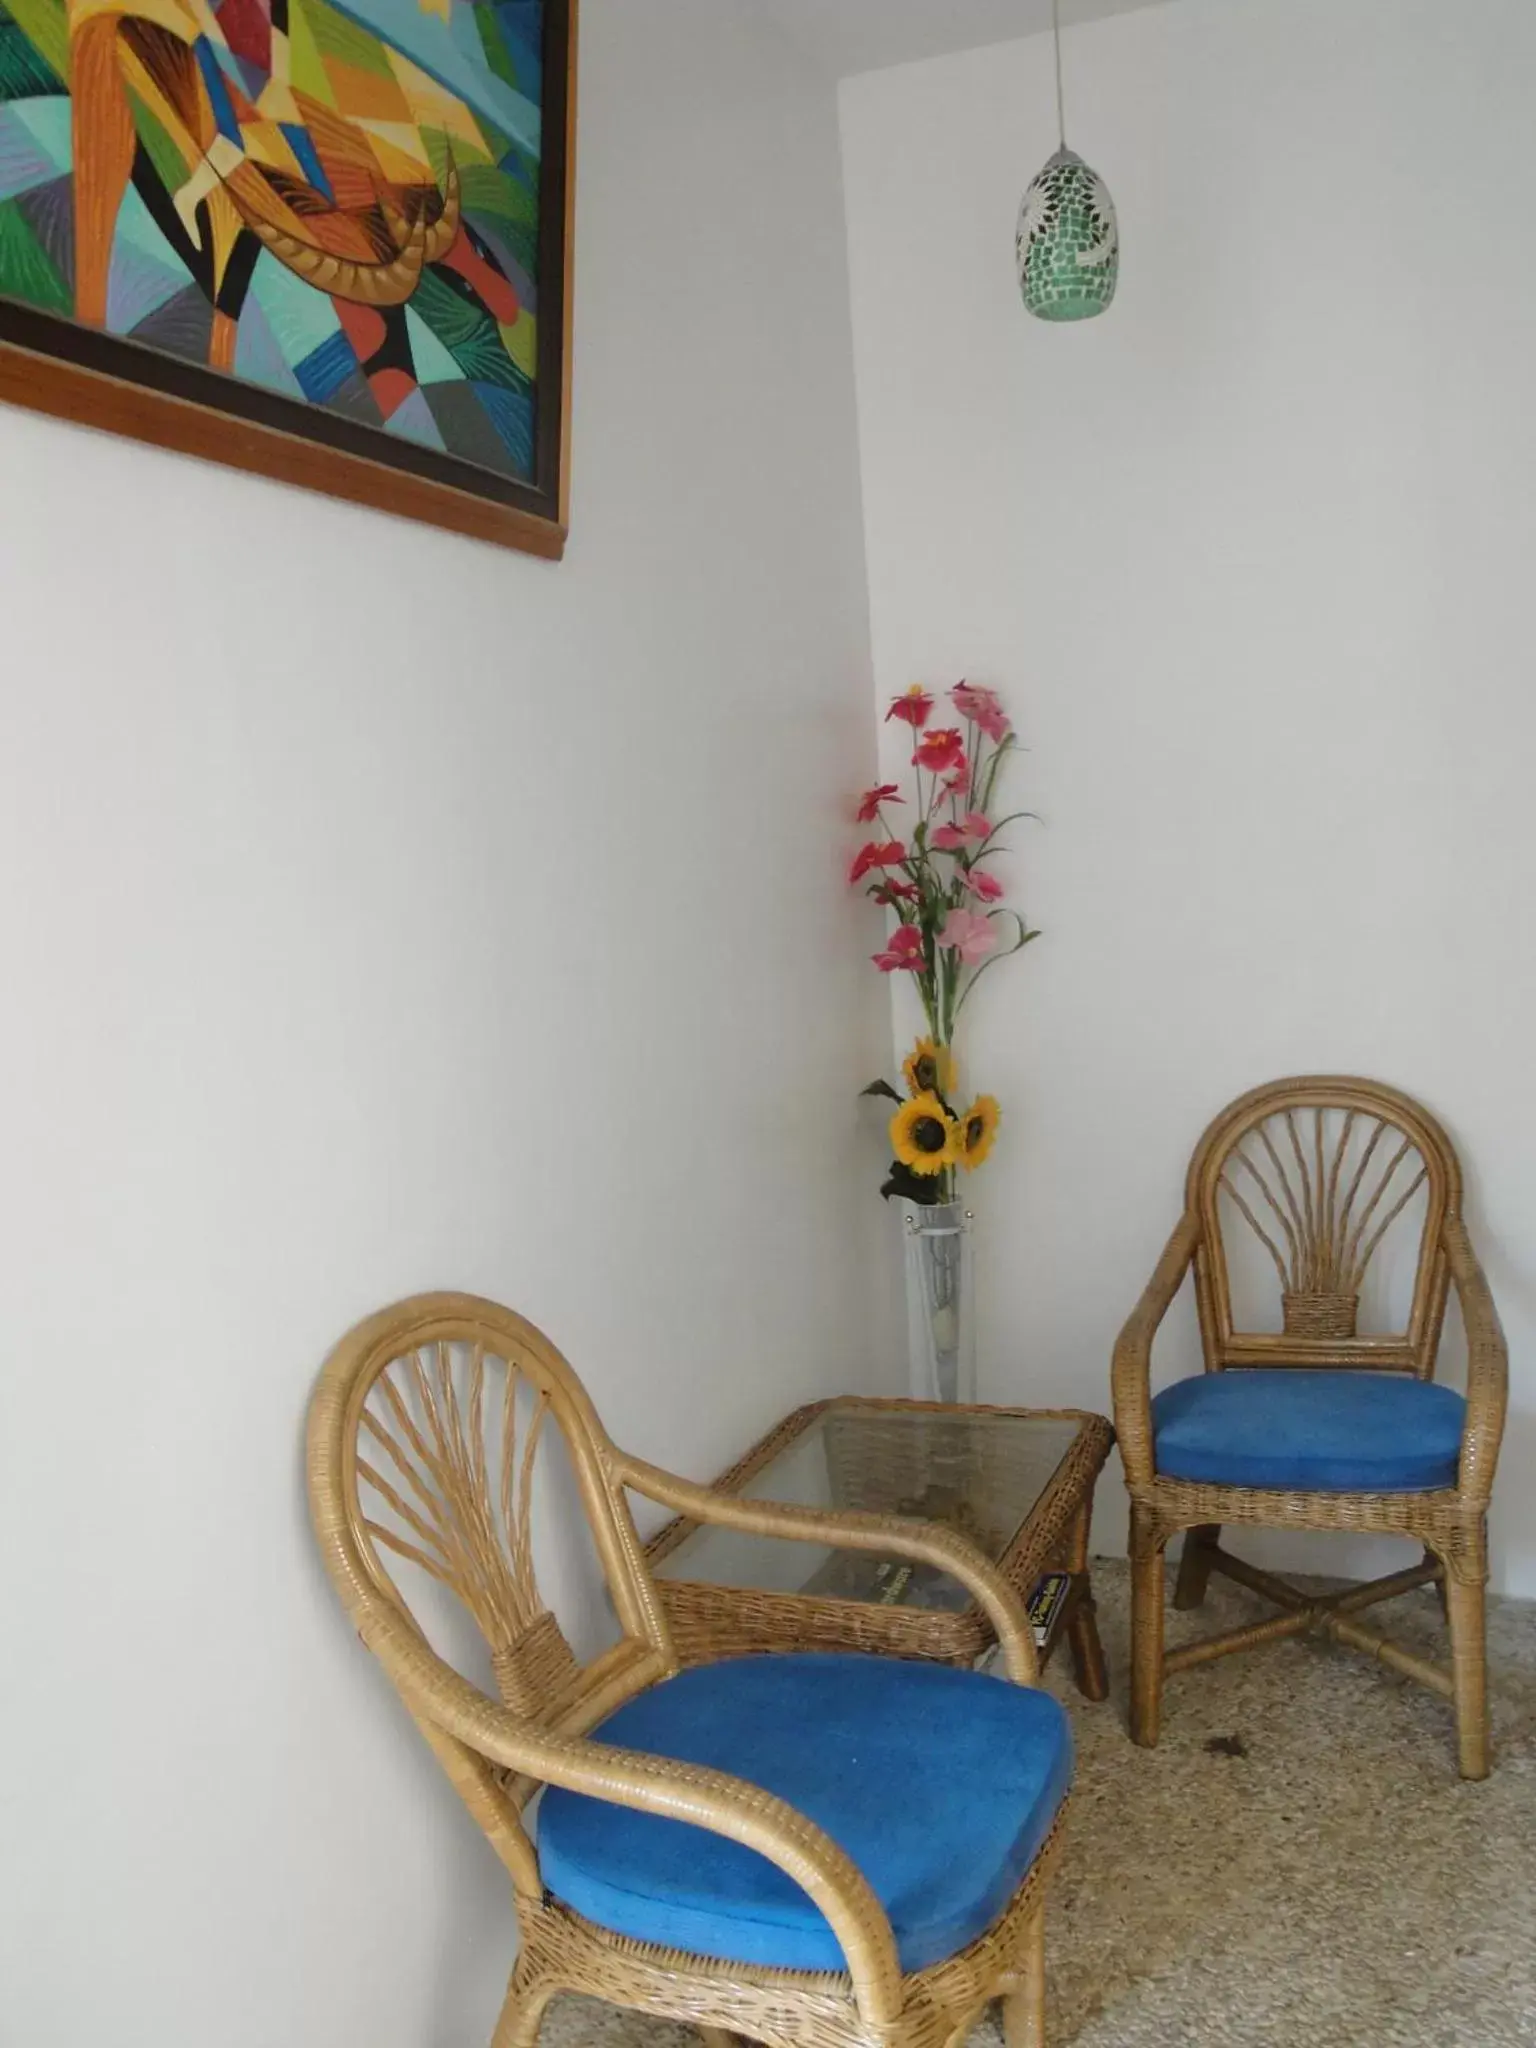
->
[308,1294,1073,2048]
[1112,1077,1508,1779]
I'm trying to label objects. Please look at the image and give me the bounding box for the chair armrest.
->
[615,1450,1039,1686]
[355,1594,905,2026]
[1442,1215,1508,1507]
[1112,1212,1200,1494]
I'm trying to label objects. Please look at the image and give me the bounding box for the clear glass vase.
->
[902,1201,976,1405]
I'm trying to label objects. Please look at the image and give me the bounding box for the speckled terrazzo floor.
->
[541,1560,1536,2048]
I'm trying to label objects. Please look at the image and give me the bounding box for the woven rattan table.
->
[645,1397,1115,1693]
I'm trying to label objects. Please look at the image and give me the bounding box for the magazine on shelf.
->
[800,1552,971,1613]
[802,1552,1072,1646]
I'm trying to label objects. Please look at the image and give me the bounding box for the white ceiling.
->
[750,0,1168,79]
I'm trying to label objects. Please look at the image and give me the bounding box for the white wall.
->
[840,0,1536,1593]
[0,4,887,2040]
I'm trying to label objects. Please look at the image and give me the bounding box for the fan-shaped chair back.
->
[1187,1076,1461,1375]
[307,1293,675,1889]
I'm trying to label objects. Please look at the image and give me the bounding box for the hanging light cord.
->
[1052,0,1068,150]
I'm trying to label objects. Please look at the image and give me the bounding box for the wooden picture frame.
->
[0,0,575,557]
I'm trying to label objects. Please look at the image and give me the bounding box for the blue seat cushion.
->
[537,1652,1071,1973]
[1152,1369,1465,1492]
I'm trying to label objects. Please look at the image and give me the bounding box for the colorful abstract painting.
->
[0,0,572,549]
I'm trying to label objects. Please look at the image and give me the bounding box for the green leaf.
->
[976,810,1038,857]
[953,911,1039,1016]
[860,1079,904,1105]
[979,733,1018,812]
[880,1161,944,1204]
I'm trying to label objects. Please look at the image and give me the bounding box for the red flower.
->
[856,783,904,823]
[913,728,967,776]
[873,877,919,905]
[873,924,926,973]
[951,682,1012,745]
[848,840,907,885]
[964,868,1005,903]
[885,685,934,729]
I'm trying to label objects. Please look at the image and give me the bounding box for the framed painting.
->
[0,0,574,555]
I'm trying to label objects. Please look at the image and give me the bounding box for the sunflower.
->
[890,1093,959,1176]
[902,1036,957,1100]
[957,1095,1001,1171]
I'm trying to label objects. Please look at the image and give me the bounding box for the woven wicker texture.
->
[646,1400,1112,1692]
[308,1295,1069,2046]
[1112,1076,1508,1778]
[540,1559,1536,2048]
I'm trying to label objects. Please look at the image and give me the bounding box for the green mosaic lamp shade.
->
[1016,147,1119,322]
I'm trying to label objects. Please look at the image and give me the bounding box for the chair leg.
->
[1173,1525,1219,1611]
[1426,1546,1449,1620]
[1001,1905,1046,2048]
[1129,1506,1166,1749]
[490,1977,556,2048]
[1064,1498,1109,1701]
[1446,1573,1490,1781]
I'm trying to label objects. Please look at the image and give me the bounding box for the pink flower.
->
[873,877,919,905]
[873,924,927,973]
[913,728,967,776]
[885,685,934,730]
[856,783,903,823]
[951,682,1012,745]
[964,868,1005,903]
[849,840,906,885]
[932,814,990,852]
[939,909,998,964]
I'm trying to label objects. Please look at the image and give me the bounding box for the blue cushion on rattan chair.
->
[538,1651,1071,1973]
[1152,1369,1465,1492]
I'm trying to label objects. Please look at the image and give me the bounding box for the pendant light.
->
[1016,0,1119,321]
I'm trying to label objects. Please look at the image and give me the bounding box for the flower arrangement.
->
[852,681,1037,1205]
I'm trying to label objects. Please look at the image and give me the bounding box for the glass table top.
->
[651,1404,1085,1613]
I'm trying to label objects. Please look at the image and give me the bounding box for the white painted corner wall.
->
[839,0,1536,1594]
[6,1,1536,2040]
[0,4,890,2041]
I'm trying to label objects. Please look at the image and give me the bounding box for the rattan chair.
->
[1112,1077,1508,1779]
[307,1294,1073,2048]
